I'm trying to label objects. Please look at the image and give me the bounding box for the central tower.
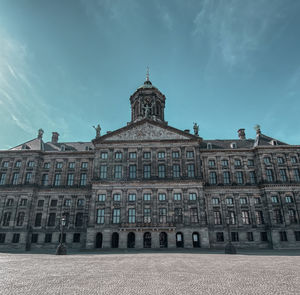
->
[129,76,166,123]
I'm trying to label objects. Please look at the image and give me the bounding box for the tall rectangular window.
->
[236,171,244,184]
[174,208,182,223]
[247,232,254,241]
[143,194,151,201]
[12,173,19,185]
[158,165,165,178]
[288,209,297,224]
[266,169,274,182]
[279,231,288,242]
[249,171,256,184]
[100,165,107,179]
[112,209,120,223]
[143,152,151,159]
[96,209,105,224]
[294,169,300,182]
[187,164,195,178]
[172,151,179,158]
[279,169,287,182]
[129,152,136,159]
[214,211,222,225]
[45,233,52,243]
[2,212,11,226]
[12,233,20,243]
[222,159,229,167]
[54,174,61,186]
[75,213,84,227]
[209,172,217,184]
[223,171,230,184]
[67,173,74,186]
[186,151,194,158]
[25,172,32,184]
[173,164,180,178]
[143,165,151,179]
[115,152,122,159]
[189,193,197,201]
[114,165,122,179]
[80,173,87,186]
[174,193,181,201]
[158,193,166,201]
[68,162,75,169]
[242,211,250,224]
[47,213,56,226]
[101,152,108,159]
[81,162,88,169]
[0,173,6,185]
[128,208,136,223]
[113,194,121,202]
[42,174,49,186]
[16,212,25,226]
[231,232,239,242]
[98,194,106,202]
[255,211,264,224]
[128,194,136,202]
[190,208,198,223]
[274,209,283,224]
[35,213,42,227]
[144,208,151,223]
[229,211,236,224]
[159,208,167,223]
[129,165,137,179]
[157,152,165,159]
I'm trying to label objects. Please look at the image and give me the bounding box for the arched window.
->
[159,232,168,248]
[176,232,184,248]
[192,232,200,248]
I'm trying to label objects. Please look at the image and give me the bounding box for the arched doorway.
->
[127,232,135,248]
[95,232,102,248]
[159,232,168,248]
[143,232,151,248]
[192,232,200,248]
[176,232,184,248]
[111,232,119,248]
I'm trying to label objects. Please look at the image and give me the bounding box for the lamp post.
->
[56,215,67,255]
[225,214,236,254]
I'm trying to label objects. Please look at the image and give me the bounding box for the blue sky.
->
[1,0,300,149]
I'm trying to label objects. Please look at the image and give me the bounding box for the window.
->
[100,165,107,179]
[45,233,52,243]
[20,199,27,206]
[254,197,261,204]
[172,151,179,158]
[54,173,61,186]
[75,213,84,227]
[158,193,166,201]
[264,157,271,165]
[128,208,136,223]
[143,152,151,159]
[159,208,167,223]
[285,196,293,203]
[80,173,87,186]
[277,157,284,164]
[6,199,13,206]
[212,198,219,205]
[96,209,105,224]
[226,198,233,205]
[240,197,247,205]
[174,208,182,223]
[31,234,38,243]
[143,194,151,201]
[189,193,197,201]
[73,233,81,243]
[266,169,274,182]
[279,169,287,182]
[143,208,151,223]
[113,194,121,202]
[81,162,88,169]
[231,232,239,242]
[221,159,228,167]
[2,212,11,226]
[207,143,212,150]
[98,194,106,202]
[101,152,108,159]
[255,211,264,225]
[128,194,136,202]
[172,164,180,178]
[288,209,297,224]
[143,165,151,179]
[187,164,195,177]
[28,161,34,168]
[260,232,268,242]
[12,233,20,243]
[2,161,9,168]
[229,211,236,224]
[115,152,122,159]
[249,171,256,184]
[114,165,122,179]
[77,199,84,207]
[274,209,283,224]
[214,211,222,225]
[41,174,48,186]
[158,165,165,178]
[216,232,224,242]
[271,196,279,203]
[190,208,198,223]
[56,162,63,169]
[279,231,288,242]
[186,151,194,158]
[64,199,71,207]
[242,211,250,224]
[35,213,42,227]
[68,162,75,169]
[157,152,165,159]
[50,199,58,207]
[236,171,244,184]
[37,200,44,207]
[67,173,74,186]
[223,171,230,184]
[234,159,241,167]
[209,172,217,184]
[129,152,136,159]
[15,161,21,168]
[0,173,6,185]
[16,212,25,226]
[208,160,215,167]
[247,232,254,242]
[294,169,300,182]
[174,193,181,201]
[291,156,297,164]
[12,172,19,185]
[248,159,254,166]
[129,165,137,179]
[48,213,56,226]
[295,231,300,241]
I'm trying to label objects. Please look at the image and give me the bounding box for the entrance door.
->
[111,232,119,248]
[159,232,168,248]
[95,232,102,248]
[192,232,200,248]
[127,232,135,248]
[176,232,184,248]
[143,232,151,248]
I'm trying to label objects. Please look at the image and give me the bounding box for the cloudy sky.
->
[1,0,300,149]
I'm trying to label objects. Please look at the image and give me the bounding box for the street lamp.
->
[225,214,236,254]
[56,215,67,255]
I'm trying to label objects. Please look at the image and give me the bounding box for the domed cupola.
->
[130,71,166,123]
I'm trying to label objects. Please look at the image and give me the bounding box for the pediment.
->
[99,120,198,142]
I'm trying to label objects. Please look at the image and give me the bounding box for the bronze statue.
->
[93,124,101,138]
[193,123,199,136]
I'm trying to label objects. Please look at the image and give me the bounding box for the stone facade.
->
[0,79,300,250]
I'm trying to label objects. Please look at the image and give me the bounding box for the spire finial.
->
[146,66,149,81]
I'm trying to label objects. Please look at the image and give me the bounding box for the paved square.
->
[0,250,300,295]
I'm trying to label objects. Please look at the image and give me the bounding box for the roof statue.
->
[193,122,199,136]
[93,124,101,138]
[37,128,44,139]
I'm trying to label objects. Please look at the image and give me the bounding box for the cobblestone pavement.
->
[0,250,300,295]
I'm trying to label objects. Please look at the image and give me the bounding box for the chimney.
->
[52,132,59,144]
[238,128,246,140]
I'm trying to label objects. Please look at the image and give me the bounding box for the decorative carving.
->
[93,124,101,138]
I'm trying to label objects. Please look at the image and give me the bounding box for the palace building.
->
[0,77,300,250]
